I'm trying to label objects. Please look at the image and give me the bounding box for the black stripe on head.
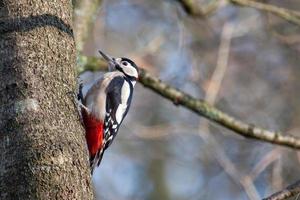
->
[121,58,138,71]
[117,57,139,80]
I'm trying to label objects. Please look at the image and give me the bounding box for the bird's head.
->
[99,50,139,80]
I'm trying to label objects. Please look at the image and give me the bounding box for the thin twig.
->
[176,0,300,26]
[199,23,260,200]
[249,148,280,180]
[272,157,283,192]
[230,0,300,26]
[204,23,232,104]
[176,0,224,17]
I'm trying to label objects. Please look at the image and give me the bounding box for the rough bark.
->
[0,1,93,199]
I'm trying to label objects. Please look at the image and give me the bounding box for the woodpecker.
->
[78,51,139,173]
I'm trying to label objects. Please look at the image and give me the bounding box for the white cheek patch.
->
[123,66,138,78]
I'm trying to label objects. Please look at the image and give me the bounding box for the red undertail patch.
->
[82,109,103,158]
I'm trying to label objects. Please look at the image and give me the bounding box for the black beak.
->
[98,50,118,71]
[98,50,114,63]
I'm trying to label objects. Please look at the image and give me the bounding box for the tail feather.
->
[90,148,105,174]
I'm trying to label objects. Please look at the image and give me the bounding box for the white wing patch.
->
[115,81,131,123]
[120,81,131,103]
[112,124,118,129]
[115,105,127,124]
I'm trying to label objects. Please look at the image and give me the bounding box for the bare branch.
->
[249,148,280,180]
[230,0,300,26]
[272,158,283,192]
[204,22,232,104]
[175,0,300,26]
[78,55,300,150]
[263,180,300,200]
[176,0,223,17]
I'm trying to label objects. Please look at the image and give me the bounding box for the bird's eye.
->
[122,61,128,66]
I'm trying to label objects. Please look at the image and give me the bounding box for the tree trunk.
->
[0,1,94,199]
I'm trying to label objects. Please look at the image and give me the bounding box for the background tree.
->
[0,1,93,199]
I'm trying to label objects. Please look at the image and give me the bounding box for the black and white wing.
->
[96,76,133,166]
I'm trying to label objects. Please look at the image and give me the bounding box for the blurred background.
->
[73,0,300,199]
